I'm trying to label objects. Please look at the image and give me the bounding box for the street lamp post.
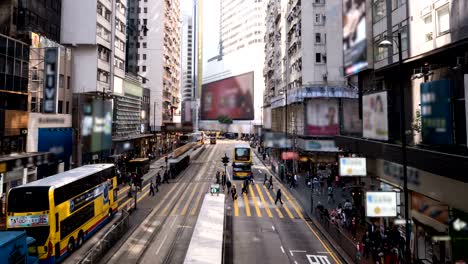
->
[378,32,411,263]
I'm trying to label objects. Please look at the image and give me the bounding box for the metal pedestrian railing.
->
[79,210,130,264]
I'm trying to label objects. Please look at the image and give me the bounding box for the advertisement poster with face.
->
[201,72,254,120]
[363,91,388,140]
[306,99,339,136]
[343,0,367,75]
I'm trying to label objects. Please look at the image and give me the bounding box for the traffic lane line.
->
[282,191,304,219]
[170,181,194,216]
[161,182,190,216]
[190,183,206,216]
[180,182,199,216]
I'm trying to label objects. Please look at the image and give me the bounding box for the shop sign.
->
[282,152,298,160]
[382,160,420,186]
[339,157,366,176]
[366,192,397,217]
[43,47,60,113]
[297,139,339,152]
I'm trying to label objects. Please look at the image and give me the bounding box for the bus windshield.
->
[8,187,50,213]
[234,148,251,162]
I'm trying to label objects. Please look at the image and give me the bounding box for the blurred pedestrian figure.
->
[231,184,237,200]
[263,173,268,185]
[226,179,232,193]
[163,170,170,184]
[241,179,249,195]
[221,172,226,189]
[268,176,273,190]
[275,189,283,205]
[313,177,319,194]
[149,181,155,196]
[156,172,161,190]
[216,172,220,184]
[327,186,334,204]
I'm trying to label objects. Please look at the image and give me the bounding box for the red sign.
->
[282,152,298,160]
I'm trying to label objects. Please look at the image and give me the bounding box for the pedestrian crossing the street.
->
[231,182,303,219]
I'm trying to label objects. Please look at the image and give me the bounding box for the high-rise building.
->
[136,0,181,130]
[181,14,193,123]
[200,0,266,134]
[61,0,128,164]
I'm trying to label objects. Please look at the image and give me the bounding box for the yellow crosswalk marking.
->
[248,185,262,217]
[262,185,283,218]
[242,184,251,217]
[255,184,273,218]
[234,188,239,216]
[280,195,295,219]
[282,191,304,219]
[190,183,206,216]
[180,182,199,216]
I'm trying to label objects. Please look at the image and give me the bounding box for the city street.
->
[66,140,344,264]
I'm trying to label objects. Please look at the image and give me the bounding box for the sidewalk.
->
[253,149,372,264]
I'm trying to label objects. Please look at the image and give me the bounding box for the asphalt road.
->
[69,140,344,264]
[223,141,343,264]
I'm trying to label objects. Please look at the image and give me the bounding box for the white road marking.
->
[290,250,307,256]
[280,246,285,254]
[307,255,331,264]
[272,225,275,231]
[155,234,168,255]
[316,251,330,254]
[294,261,298,264]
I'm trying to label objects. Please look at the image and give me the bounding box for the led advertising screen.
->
[366,192,397,217]
[305,99,339,136]
[339,157,366,176]
[343,0,368,75]
[38,128,73,171]
[201,72,254,120]
[81,99,113,153]
[363,91,388,140]
[420,80,453,145]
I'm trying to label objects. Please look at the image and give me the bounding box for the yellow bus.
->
[6,164,118,263]
[232,145,253,179]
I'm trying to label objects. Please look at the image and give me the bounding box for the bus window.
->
[8,187,50,213]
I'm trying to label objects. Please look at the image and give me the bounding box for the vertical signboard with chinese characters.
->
[43,48,60,113]
[420,80,453,145]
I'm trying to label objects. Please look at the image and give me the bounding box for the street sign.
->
[210,184,220,195]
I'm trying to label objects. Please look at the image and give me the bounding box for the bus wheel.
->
[67,237,75,253]
[77,231,84,248]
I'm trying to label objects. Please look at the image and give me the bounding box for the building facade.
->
[133,0,181,131]
[61,0,128,164]
[181,14,193,124]
[336,0,468,262]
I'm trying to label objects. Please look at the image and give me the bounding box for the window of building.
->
[142,78,146,84]
[423,15,433,42]
[437,5,450,36]
[143,42,147,48]
[391,0,406,10]
[58,100,63,113]
[137,42,140,48]
[144,7,147,13]
[98,69,109,83]
[66,101,69,114]
[315,33,321,43]
[137,66,140,72]
[142,66,146,72]
[143,54,147,60]
[315,53,322,63]
[31,97,37,112]
[374,33,388,61]
[59,74,64,88]
[67,76,71,89]
[130,7,134,13]
[143,19,147,25]
[373,0,386,22]
[138,7,141,13]
[315,14,325,25]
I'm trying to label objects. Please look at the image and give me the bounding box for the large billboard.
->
[366,192,397,217]
[201,72,254,120]
[363,91,388,140]
[81,99,113,153]
[343,0,367,75]
[305,99,339,136]
[38,128,73,171]
[420,80,453,145]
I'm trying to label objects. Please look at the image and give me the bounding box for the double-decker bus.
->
[6,164,118,263]
[232,145,253,179]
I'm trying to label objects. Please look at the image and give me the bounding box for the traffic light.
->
[221,154,229,164]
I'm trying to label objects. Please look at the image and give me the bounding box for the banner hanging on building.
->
[421,79,453,145]
[362,91,388,140]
